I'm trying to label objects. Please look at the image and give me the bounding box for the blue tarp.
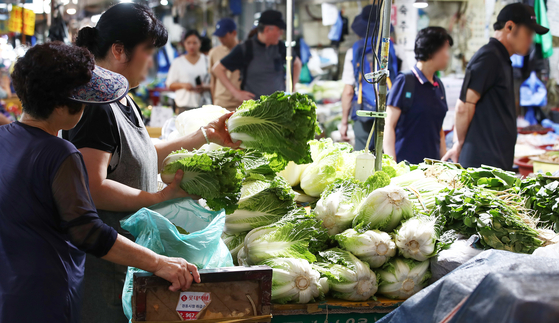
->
[378,250,559,323]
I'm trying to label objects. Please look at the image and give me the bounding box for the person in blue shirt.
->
[384,27,453,164]
[0,42,200,323]
[339,4,398,150]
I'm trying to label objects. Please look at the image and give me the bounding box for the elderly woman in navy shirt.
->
[384,27,453,164]
[0,42,200,323]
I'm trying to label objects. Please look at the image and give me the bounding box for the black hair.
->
[247,27,258,39]
[200,36,212,54]
[493,20,507,31]
[182,30,201,43]
[414,27,454,62]
[12,42,94,120]
[76,3,168,60]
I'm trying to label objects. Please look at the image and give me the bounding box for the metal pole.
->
[374,0,391,171]
[285,0,293,94]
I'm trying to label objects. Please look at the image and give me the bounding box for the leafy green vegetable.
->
[227,92,320,167]
[334,229,396,268]
[160,148,245,214]
[314,248,378,301]
[314,173,390,236]
[394,216,438,261]
[431,187,543,253]
[174,224,190,235]
[390,167,450,212]
[240,209,329,265]
[382,155,410,177]
[278,161,310,187]
[262,258,325,304]
[314,178,365,235]
[225,176,296,234]
[241,149,283,178]
[300,139,357,197]
[461,165,520,190]
[377,257,431,299]
[521,174,559,231]
[364,171,391,192]
[353,186,414,232]
[221,231,247,265]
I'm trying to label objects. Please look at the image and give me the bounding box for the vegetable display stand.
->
[132,266,272,322]
[270,298,402,323]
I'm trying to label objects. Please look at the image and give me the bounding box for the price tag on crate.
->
[176,292,211,321]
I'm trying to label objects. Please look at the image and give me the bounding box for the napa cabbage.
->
[377,257,431,299]
[239,209,329,265]
[227,92,320,167]
[278,161,310,187]
[300,139,357,197]
[353,185,414,232]
[224,176,296,234]
[335,229,396,268]
[242,149,286,179]
[314,248,378,301]
[314,178,365,235]
[395,216,438,261]
[262,258,325,304]
[160,148,245,214]
[382,155,410,177]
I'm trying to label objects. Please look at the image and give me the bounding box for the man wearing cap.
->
[443,3,549,169]
[339,5,398,150]
[208,18,242,110]
[213,9,302,102]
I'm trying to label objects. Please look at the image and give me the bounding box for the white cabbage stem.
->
[357,279,374,296]
[377,241,389,256]
[295,275,310,290]
[395,217,437,262]
[401,278,415,293]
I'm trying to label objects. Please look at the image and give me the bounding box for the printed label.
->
[176,292,211,321]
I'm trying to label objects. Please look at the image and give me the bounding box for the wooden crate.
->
[132,266,272,322]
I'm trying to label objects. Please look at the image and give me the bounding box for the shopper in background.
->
[208,18,242,111]
[213,9,302,102]
[443,3,549,169]
[0,42,200,323]
[384,27,453,164]
[200,36,212,56]
[65,4,239,323]
[339,4,398,151]
[167,30,212,113]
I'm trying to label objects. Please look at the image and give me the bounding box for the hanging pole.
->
[285,0,293,94]
[374,0,391,171]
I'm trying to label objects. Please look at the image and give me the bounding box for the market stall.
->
[123,89,559,323]
[2,0,559,322]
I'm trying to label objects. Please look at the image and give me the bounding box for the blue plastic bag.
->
[120,198,233,321]
[520,71,547,107]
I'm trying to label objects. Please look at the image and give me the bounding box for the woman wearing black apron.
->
[64,4,239,323]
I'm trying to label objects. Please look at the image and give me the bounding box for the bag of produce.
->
[120,198,233,320]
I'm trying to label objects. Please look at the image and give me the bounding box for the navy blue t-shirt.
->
[0,122,117,323]
[387,66,448,164]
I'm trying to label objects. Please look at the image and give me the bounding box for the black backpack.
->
[239,38,287,90]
